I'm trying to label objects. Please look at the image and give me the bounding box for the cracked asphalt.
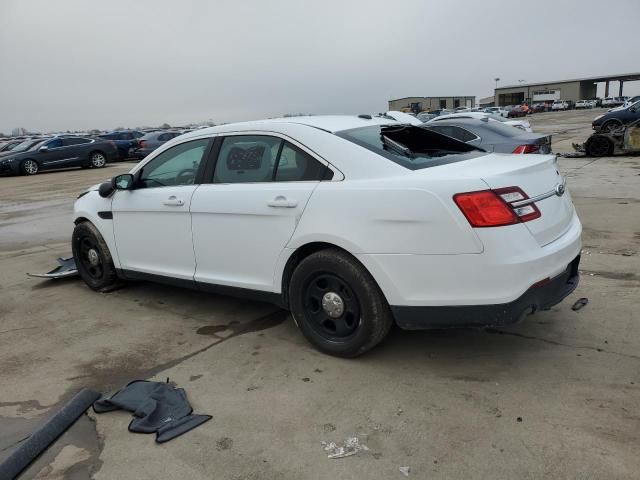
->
[0,109,639,479]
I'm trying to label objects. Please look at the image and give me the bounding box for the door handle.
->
[267,195,298,208]
[163,196,184,207]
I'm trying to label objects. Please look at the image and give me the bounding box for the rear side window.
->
[213,136,330,183]
[275,142,329,181]
[336,125,485,170]
[427,125,477,142]
[158,133,173,141]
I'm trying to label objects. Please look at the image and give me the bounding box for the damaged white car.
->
[73,115,582,357]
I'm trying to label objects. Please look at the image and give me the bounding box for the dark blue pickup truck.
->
[97,130,144,159]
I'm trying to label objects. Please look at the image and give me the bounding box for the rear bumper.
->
[392,254,580,329]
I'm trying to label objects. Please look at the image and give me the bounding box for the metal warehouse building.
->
[494,72,640,106]
[388,96,475,113]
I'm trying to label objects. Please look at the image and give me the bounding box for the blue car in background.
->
[97,130,144,160]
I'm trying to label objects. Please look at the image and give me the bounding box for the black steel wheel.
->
[585,135,612,157]
[289,248,394,357]
[303,273,361,341]
[72,221,119,291]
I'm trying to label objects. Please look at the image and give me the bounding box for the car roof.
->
[182,115,400,137]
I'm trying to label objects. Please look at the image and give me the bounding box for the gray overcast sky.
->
[0,0,638,133]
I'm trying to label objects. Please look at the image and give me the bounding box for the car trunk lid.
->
[477,154,573,245]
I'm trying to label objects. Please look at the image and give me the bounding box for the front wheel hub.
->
[87,248,100,266]
[322,292,345,318]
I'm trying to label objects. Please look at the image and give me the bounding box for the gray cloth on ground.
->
[93,380,211,443]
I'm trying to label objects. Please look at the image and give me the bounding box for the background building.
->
[478,95,495,107]
[388,96,475,113]
[494,72,640,106]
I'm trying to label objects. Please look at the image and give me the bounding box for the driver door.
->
[112,138,211,280]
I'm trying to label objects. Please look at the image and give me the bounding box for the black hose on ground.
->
[0,388,101,480]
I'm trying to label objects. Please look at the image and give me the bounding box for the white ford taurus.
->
[73,115,582,357]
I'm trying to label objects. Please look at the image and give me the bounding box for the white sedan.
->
[73,115,582,357]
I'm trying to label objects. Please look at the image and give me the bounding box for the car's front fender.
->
[73,191,119,268]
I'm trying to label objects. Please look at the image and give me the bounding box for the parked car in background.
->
[530,103,547,113]
[575,100,593,109]
[422,117,551,154]
[98,130,144,160]
[623,96,640,107]
[0,136,118,176]
[416,112,437,123]
[0,139,24,152]
[592,100,640,132]
[427,112,532,132]
[484,106,510,117]
[552,100,570,111]
[72,115,579,357]
[601,98,616,108]
[0,137,48,158]
[508,105,528,117]
[131,131,184,159]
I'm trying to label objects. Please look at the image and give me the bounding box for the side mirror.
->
[98,174,135,198]
[39,146,48,152]
[113,173,135,190]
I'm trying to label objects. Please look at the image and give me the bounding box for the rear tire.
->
[72,222,119,292]
[289,249,394,357]
[20,159,39,176]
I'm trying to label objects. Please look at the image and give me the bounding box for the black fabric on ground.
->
[93,380,211,443]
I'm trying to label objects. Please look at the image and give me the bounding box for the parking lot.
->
[0,109,639,479]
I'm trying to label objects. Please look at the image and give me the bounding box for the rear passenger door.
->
[190,134,332,292]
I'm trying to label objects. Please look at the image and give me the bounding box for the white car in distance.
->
[483,107,510,117]
[431,112,533,132]
[73,115,582,357]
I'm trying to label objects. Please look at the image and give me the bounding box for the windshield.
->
[336,125,486,170]
[10,138,43,153]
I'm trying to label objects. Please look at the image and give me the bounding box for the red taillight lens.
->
[453,190,518,227]
[453,187,541,228]
[139,140,147,148]
[512,144,540,154]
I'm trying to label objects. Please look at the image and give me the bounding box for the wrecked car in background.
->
[578,118,640,157]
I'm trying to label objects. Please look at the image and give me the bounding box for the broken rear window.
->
[336,125,486,170]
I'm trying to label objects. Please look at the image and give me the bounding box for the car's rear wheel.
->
[585,135,613,157]
[20,159,39,175]
[72,221,119,291]
[289,248,394,357]
[90,151,107,168]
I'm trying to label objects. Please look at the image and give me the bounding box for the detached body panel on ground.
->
[73,116,581,356]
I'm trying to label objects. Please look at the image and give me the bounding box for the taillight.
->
[453,187,541,228]
[512,144,540,154]
[139,140,147,149]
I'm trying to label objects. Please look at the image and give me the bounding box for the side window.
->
[62,138,91,146]
[47,138,63,148]
[138,139,208,188]
[275,142,329,181]
[456,128,478,142]
[158,133,171,141]
[213,135,281,184]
